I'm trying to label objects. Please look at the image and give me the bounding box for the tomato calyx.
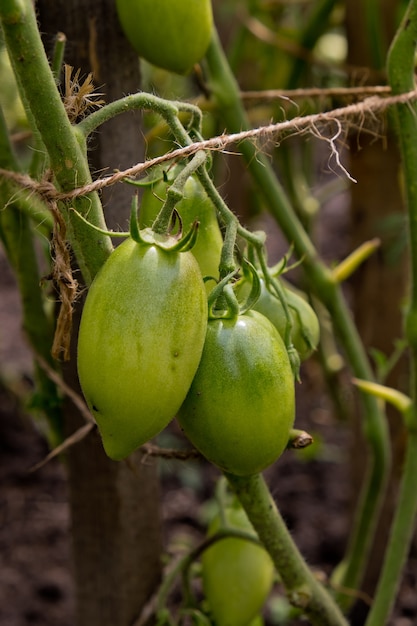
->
[130,194,200,253]
[207,272,240,320]
[238,259,262,314]
[70,192,201,255]
[207,259,261,321]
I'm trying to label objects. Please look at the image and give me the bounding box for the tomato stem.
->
[207,269,240,319]
[364,2,417,624]
[196,165,269,280]
[152,150,207,235]
[236,258,262,315]
[204,24,390,607]
[77,93,201,145]
[0,0,112,284]
[51,31,66,85]
[149,526,267,623]
[225,472,349,626]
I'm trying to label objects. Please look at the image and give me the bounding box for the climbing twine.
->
[49,201,78,361]
[1,86,417,361]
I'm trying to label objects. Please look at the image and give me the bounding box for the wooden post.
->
[36,2,163,624]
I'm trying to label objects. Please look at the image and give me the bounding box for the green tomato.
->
[202,499,274,626]
[77,234,208,460]
[139,175,223,290]
[256,281,320,361]
[237,278,320,361]
[115,0,213,75]
[177,310,295,475]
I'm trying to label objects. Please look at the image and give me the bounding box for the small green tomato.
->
[202,498,275,626]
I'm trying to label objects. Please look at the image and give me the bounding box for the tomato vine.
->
[1,1,417,625]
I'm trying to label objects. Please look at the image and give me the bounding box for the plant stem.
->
[51,31,66,83]
[364,0,387,70]
[225,473,348,626]
[80,86,278,285]
[152,527,265,619]
[152,151,207,235]
[0,106,62,442]
[365,2,417,624]
[204,26,390,607]
[0,187,63,442]
[0,0,112,284]
[77,93,201,144]
[286,0,339,89]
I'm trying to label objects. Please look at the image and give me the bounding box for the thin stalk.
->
[148,527,266,621]
[204,27,390,606]
[365,2,417,624]
[0,105,62,442]
[286,0,339,89]
[79,89,272,282]
[152,150,207,234]
[365,0,387,70]
[0,0,112,284]
[0,105,53,230]
[51,31,66,84]
[0,186,63,443]
[78,94,202,144]
[225,473,348,626]
[195,165,270,277]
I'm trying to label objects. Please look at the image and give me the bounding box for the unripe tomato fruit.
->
[77,235,208,460]
[256,281,319,361]
[202,499,274,626]
[115,0,213,75]
[177,310,295,475]
[237,278,319,361]
[139,175,223,290]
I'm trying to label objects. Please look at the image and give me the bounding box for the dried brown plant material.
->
[63,64,104,122]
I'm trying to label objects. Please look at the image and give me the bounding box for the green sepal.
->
[166,208,183,237]
[130,194,200,253]
[238,259,261,314]
[168,219,199,252]
[129,194,142,243]
[124,173,164,189]
[286,343,301,382]
[269,245,303,278]
[207,269,240,320]
[70,207,129,238]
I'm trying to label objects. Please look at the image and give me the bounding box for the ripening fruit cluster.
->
[77,174,319,474]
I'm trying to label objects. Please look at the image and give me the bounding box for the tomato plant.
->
[237,276,319,362]
[177,307,295,476]
[115,0,214,74]
[3,1,417,624]
[202,496,275,626]
[139,174,223,288]
[272,281,319,361]
[77,231,208,460]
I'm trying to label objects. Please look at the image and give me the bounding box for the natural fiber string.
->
[1,89,416,204]
[1,88,416,361]
[4,86,412,468]
[49,200,78,360]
